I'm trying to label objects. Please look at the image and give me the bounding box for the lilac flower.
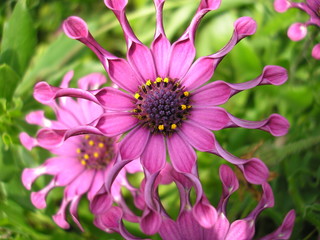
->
[96,164,295,239]
[34,0,289,185]
[20,71,142,230]
[274,0,320,59]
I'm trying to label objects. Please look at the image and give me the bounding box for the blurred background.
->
[0,0,319,239]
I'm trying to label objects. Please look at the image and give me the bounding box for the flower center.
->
[76,135,115,169]
[133,77,192,135]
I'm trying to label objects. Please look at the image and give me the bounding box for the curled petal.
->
[219,164,239,194]
[30,180,56,209]
[274,0,291,12]
[22,167,47,190]
[70,196,84,231]
[225,220,253,240]
[312,43,320,60]
[288,23,307,41]
[259,210,296,240]
[63,16,89,39]
[20,132,38,151]
[239,158,269,184]
[140,208,162,235]
[234,16,257,39]
[104,0,128,11]
[193,197,217,228]
[90,191,113,215]
[26,111,52,127]
[36,126,102,149]
[199,0,221,11]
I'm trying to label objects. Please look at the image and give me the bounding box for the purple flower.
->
[20,71,142,230]
[34,0,289,185]
[96,164,295,239]
[274,0,320,59]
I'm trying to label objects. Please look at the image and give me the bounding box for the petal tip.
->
[63,16,89,39]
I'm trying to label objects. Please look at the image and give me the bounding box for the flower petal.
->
[179,121,215,151]
[312,43,320,60]
[167,133,196,173]
[288,23,307,41]
[141,134,166,174]
[119,126,150,160]
[96,112,138,137]
[188,107,229,130]
[95,87,136,110]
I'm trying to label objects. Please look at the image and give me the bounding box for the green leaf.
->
[0,0,36,76]
[0,64,20,101]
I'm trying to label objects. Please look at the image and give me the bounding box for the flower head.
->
[20,71,141,230]
[34,0,289,185]
[274,0,320,59]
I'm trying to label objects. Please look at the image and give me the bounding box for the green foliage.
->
[0,0,319,239]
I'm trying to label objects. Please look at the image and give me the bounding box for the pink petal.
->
[127,42,157,81]
[239,158,269,184]
[159,218,182,240]
[52,198,70,229]
[177,211,202,239]
[87,170,105,200]
[19,132,38,151]
[219,164,239,194]
[30,180,56,209]
[203,213,230,240]
[191,81,232,106]
[167,133,196,173]
[234,16,257,38]
[78,72,107,90]
[95,87,135,110]
[168,39,195,79]
[260,114,290,136]
[312,43,320,60]
[288,23,307,41]
[225,220,253,240]
[199,0,221,10]
[140,208,162,235]
[90,191,113,215]
[119,126,150,160]
[193,197,217,228]
[59,70,74,88]
[26,111,52,127]
[64,170,95,200]
[96,112,138,137]
[107,58,142,93]
[63,16,89,39]
[104,0,128,11]
[188,107,229,130]
[141,134,166,174]
[179,121,215,151]
[69,196,84,231]
[259,210,296,240]
[274,0,291,12]
[151,33,171,77]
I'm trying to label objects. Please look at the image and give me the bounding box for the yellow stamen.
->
[164,77,169,83]
[187,105,192,109]
[183,91,190,97]
[158,125,164,131]
[93,152,99,158]
[99,142,105,148]
[89,140,94,146]
[76,148,81,154]
[81,160,87,165]
[146,80,152,86]
[171,124,177,130]
[134,93,141,99]
[84,154,89,160]
[156,77,162,82]
[181,105,187,110]
[84,135,90,139]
